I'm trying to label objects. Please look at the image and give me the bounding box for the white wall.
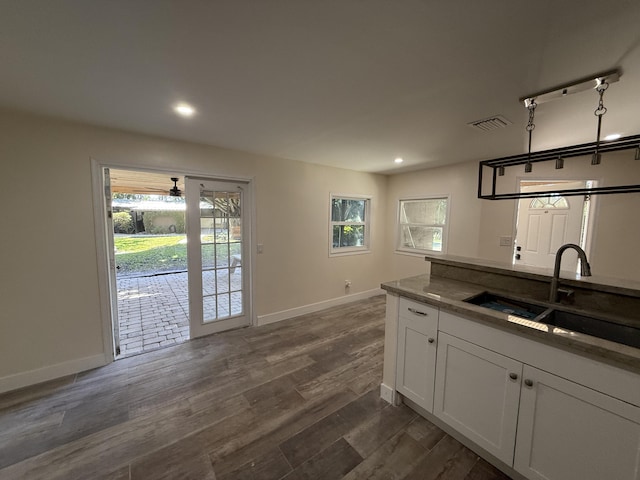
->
[3,105,638,391]
[386,161,483,279]
[0,109,388,385]
[253,158,388,316]
[476,149,640,280]
[387,150,640,282]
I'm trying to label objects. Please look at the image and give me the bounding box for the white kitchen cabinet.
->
[433,332,523,466]
[389,294,640,480]
[395,298,439,412]
[435,310,640,479]
[514,364,640,480]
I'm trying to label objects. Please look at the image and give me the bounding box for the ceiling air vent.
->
[468,115,512,132]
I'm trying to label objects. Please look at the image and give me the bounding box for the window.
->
[330,195,371,255]
[397,196,449,253]
[529,195,569,209]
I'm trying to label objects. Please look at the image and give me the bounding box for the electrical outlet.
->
[345,280,352,288]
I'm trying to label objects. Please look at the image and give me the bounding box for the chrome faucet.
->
[549,243,592,302]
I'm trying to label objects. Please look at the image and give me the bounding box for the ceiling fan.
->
[169,177,182,197]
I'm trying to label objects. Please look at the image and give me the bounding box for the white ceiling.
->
[2,1,639,174]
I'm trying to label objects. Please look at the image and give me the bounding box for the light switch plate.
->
[499,236,512,246]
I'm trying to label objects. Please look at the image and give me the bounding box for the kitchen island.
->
[380,255,640,480]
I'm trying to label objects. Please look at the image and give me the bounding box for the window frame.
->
[395,195,450,256]
[529,195,570,210]
[329,193,372,257]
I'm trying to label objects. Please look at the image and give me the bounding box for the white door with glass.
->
[186,177,251,337]
[515,181,587,271]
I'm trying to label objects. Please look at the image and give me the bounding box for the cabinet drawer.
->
[399,297,439,321]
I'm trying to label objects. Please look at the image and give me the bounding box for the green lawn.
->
[114,235,240,276]
[115,235,185,253]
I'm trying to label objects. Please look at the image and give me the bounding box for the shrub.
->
[113,211,134,233]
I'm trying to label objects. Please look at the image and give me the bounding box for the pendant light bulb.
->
[498,166,505,176]
[525,162,532,173]
[591,153,601,165]
[555,157,564,169]
[635,146,640,160]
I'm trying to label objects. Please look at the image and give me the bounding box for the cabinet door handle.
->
[428,338,435,344]
[408,308,428,316]
[524,379,534,387]
[509,372,518,380]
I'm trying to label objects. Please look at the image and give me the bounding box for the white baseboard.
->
[380,383,399,405]
[0,354,108,394]
[256,288,385,326]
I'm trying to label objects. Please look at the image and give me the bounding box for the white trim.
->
[513,177,597,268]
[380,383,400,405]
[256,288,384,326]
[91,161,254,184]
[329,193,372,257]
[248,177,258,327]
[582,179,600,265]
[0,354,107,394]
[91,158,116,364]
[91,159,257,363]
[185,176,254,337]
[328,248,372,257]
[394,250,433,258]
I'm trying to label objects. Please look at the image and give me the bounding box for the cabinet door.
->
[434,332,523,466]
[396,300,438,412]
[515,365,640,480]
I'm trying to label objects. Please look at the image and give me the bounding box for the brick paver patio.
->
[116,269,243,357]
[117,272,190,357]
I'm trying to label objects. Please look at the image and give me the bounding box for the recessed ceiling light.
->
[394,157,404,164]
[174,103,196,117]
[604,133,621,141]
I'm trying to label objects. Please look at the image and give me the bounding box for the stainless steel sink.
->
[535,309,640,349]
[464,291,639,349]
[464,292,548,319]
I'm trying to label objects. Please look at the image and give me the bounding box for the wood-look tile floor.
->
[0,296,512,480]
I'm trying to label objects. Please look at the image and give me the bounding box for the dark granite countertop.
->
[381,274,640,374]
